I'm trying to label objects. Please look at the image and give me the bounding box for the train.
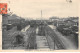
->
[30,20,37,27]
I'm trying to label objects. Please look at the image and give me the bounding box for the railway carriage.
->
[30,20,36,27]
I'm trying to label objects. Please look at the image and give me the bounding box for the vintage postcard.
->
[0,0,80,52]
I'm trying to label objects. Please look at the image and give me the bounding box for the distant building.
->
[49,17,59,22]
[2,14,22,31]
[57,19,78,27]
[2,14,8,25]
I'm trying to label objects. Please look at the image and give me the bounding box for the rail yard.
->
[2,16,78,50]
[2,20,78,50]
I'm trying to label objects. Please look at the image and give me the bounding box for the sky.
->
[0,0,79,19]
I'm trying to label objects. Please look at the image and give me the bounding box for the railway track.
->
[12,25,65,50]
[36,26,50,50]
[26,27,37,49]
[45,26,65,49]
[12,26,37,49]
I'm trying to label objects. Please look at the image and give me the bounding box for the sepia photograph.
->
[0,0,79,51]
